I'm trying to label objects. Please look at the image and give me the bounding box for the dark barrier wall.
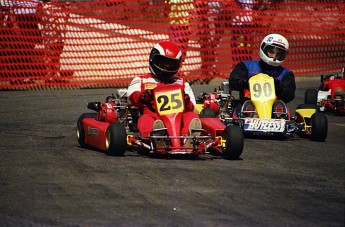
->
[1,0,344,89]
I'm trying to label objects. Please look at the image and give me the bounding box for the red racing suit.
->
[128,73,199,136]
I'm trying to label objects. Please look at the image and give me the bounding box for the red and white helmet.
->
[260,34,289,67]
[149,41,182,82]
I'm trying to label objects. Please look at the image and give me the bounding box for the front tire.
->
[105,123,127,156]
[77,113,97,147]
[222,125,244,160]
[311,112,327,142]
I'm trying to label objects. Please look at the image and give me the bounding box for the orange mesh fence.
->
[1,0,344,90]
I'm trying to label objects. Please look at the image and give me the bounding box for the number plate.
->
[249,74,276,101]
[155,89,184,115]
[244,118,286,133]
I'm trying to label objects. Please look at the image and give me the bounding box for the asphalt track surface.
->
[0,78,344,226]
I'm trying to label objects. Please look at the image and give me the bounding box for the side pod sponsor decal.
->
[244,118,286,133]
[87,126,99,138]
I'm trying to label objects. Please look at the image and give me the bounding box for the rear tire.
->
[77,113,97,147]
[311,112,327,142]
[199,108,216,118]
[222,125,244,160]
[305,89,318,105]
[105,123,127,156]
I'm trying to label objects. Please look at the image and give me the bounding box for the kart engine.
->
[97,102,117,123]
[197,82,238,120]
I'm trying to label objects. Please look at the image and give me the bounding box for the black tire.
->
[222,125,244,160]
[305,89,318,105]
[105,123,127,156]
[199,108,216,118]
[311,112,328,142]
[76,113,97,147]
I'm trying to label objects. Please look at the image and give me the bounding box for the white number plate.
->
[244,118,286,133]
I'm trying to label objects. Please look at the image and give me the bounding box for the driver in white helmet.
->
[127,41,201,146]
[228,33,296,103]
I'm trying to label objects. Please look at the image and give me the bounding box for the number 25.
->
[157,93,182,112]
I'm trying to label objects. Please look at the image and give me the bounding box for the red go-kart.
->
[305,67,345,115]
[77,84,244,159]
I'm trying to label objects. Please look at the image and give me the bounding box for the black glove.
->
[139,89,154,104]
[238,79,248,90]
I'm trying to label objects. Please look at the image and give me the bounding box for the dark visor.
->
[263,45,287,61]
[153,55,181,72]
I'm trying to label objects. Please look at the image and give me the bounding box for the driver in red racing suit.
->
[229,33,296,104]
[127,41,201,144]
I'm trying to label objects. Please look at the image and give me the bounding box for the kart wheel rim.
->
[105,131,110,149]
[76,123,81,139]
[275,104,283,118]
[244,105,254,117]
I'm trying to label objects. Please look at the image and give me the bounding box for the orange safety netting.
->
[1,0,344,90]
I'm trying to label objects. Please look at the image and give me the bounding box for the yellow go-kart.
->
[196,73,328,141]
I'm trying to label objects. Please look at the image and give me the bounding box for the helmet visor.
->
[153,55,181,72]
[263,44,288,61]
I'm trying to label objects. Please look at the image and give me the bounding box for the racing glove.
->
[184,94,191,105]
[139,89,154,105]
[238,78,248,90]
[184,94,195,111]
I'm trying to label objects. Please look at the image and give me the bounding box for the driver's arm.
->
[184,81,196,111]
[128,76,152,107]
[276,71,296,103]
[228,62,249,91]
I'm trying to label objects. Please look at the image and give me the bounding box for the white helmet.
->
[259,34,289,67]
